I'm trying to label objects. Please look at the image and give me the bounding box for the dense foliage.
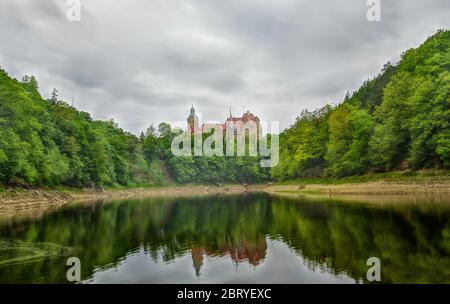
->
[273,30,450,180]
[0,69,176,187]
[141,124,270,184]
[0,70,267,187]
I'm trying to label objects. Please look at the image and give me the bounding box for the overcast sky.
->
[1,0,449,134]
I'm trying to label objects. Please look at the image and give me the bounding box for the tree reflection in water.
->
[0,192,449,283]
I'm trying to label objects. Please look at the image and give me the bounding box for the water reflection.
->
[0,192,449,283]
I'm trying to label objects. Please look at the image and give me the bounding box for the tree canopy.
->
[273,30,450,180]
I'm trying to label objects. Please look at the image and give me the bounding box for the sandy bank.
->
[0,184,259,216]
[265,180,450,196]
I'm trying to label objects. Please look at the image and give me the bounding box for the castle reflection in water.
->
[190,238,267,276]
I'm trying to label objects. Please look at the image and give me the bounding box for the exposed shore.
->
[1,173,450,215]
[264,181,450,206]
[0,184,261,216]
[265,180,450,195]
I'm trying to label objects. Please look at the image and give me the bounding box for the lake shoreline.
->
[0,184,263,215]
[1,174,450,215]
[265,180,450,196]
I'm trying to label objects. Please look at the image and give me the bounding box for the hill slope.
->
[0,69,158,187]
[273,29,450,180]
[0,69,267,188]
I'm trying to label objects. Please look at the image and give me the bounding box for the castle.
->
[187,105,262,136]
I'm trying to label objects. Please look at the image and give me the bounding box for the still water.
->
[0,192,449,283]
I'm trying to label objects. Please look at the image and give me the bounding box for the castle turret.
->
[187,105,199,133]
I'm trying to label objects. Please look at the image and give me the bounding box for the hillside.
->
[0,69,267,188]
[273,29,450,181]
[0,69,168,188]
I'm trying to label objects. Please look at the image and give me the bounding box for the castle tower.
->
[187,105,199,133]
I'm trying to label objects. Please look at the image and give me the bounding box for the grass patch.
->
[275,170,450,185]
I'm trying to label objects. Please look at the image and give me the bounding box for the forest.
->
[272,29,450,180]
[0,68,267,187]
[0,30,449,188]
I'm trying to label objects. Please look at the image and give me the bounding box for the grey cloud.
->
[1,0,449,133]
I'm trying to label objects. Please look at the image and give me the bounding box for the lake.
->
[0,192,449,283]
